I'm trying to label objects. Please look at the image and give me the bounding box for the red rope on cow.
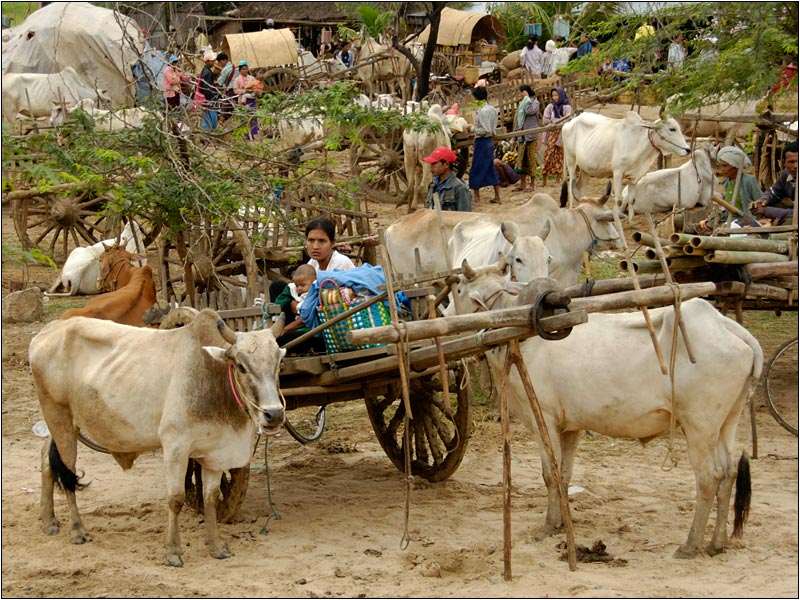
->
[228,363,246,410]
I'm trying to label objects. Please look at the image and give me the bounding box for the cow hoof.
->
[673,545,700,559]
[533,525,559,542]
[705,544,726,557]
[71,531,93,545]
[164,553,184,568]
[42,521,61,536]
[211,544,230,560]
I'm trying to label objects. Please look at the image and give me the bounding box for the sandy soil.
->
[2,159,798,598]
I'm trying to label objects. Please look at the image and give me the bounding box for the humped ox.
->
[384,186,620,288]
[355,37,413,102]
[49,98,149,131]
[1,67,111,124]
[54,220,146,296]
[562,111,691,211]
[620,144,717,220]
[29,309,286,566]
[402,104,456,211]
[454,262,761,558]
[61,246,156,327]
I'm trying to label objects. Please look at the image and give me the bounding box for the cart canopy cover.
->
[1,2,143,107]
[417,7,506,48]
[221,29,299,71]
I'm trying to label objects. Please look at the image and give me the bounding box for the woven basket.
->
[316,279,390,354]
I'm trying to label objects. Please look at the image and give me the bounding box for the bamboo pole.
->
[508,340,577,571]
[689,235,790,254]
[704,250,789,264]
[744,261,798,279]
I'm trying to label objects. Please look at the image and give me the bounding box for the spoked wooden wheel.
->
[12,194,108,262]
[430,52,454,77]
[184,458,250,523]
[259,67,300,94]
[764,337,798,436]
[364,365,472,482]
[349,125,408,199]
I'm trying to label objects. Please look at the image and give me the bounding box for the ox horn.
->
[598,181,612,205]
[539,220,551,242]
[217,318,238,345]
[461,259,477,280]
[497,254,509,274]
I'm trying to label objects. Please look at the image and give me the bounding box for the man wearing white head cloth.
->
[698,146,763,233]
[716,146,762,214]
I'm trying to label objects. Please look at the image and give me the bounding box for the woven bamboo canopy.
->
[221,28,298,70]
[417,7,506,48]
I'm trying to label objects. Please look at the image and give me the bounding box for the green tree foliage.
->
[2,81,435,254]
[561,3,798,113]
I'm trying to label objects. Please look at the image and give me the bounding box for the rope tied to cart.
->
[661,281,684,472]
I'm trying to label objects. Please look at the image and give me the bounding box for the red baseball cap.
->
[423,146,458,164]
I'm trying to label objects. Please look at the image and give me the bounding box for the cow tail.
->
[48,438,88,492]
[732,451,751,538]
[559,180,569,207]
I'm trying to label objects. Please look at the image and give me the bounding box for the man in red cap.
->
[423,146,472,211]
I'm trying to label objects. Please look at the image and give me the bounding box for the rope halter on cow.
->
[97,253,130,291]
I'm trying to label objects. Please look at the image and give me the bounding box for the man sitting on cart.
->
[750,141,798,226]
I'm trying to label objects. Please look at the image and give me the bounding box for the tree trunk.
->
[393,2,445,102]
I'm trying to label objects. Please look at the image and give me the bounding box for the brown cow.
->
[62,246,156,326]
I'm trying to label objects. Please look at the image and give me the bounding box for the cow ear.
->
[468,290,488,311]
[539,220,551,241]
[203,346,228,363]
[501,220,519,243]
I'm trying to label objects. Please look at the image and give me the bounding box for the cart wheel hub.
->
[50,198,79,227]
[380,150,402,171]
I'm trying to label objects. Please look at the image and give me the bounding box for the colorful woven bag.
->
[316,279,391,354]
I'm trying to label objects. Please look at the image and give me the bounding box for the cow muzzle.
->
[259,406,285,436]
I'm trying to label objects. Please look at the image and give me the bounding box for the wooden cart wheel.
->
[259,67,300,94]
[12,194,109,262]
[349,125,408,199]
[184,458,250,523]
[430,52,454,77]
[364,364,472,482]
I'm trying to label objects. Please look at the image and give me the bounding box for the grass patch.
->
[1,2,39,26]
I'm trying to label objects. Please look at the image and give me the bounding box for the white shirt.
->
[308,249,355,272]
[520,44,544,77]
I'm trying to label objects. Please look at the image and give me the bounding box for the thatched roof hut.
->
[234,2,349,27]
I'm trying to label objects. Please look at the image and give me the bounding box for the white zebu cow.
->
[403,104,452,211]
[2,67,111,124]
[55,221,146,295]
[562,111,691,210]
[455,263,761,558]
[29,310,286,567]
[49,98,149,131]
[620,144,717,220]
[385,188,620,286]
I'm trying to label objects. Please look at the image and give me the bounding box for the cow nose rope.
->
[260,436,282,534]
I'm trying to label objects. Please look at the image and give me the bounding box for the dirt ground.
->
[2,155,798,598]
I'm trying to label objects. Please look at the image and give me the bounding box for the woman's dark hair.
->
[216,52,228,61]
[305,216,336,242]
[472,85,488,101]
[519,85,534,96]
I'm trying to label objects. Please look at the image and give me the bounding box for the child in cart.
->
[275,264,325,352]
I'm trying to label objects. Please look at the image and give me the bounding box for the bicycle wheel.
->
[764,337,798,436]
[284,406,326,444]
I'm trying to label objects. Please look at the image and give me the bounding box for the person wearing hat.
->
[196,50,220,129]
[423,146,471,212]
[697,146,763,234]
[162,54,190,111]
